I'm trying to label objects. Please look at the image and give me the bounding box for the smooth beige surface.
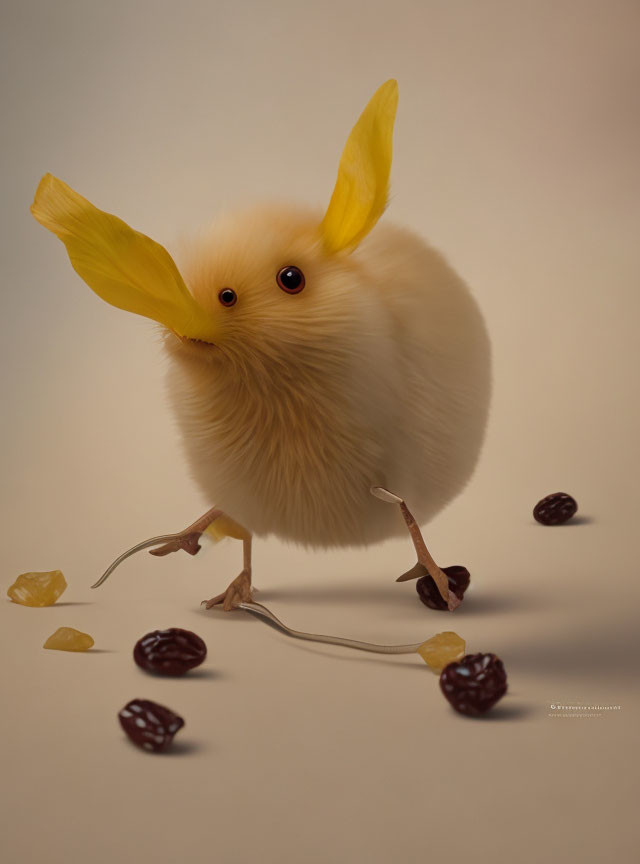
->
[1,1,639,862]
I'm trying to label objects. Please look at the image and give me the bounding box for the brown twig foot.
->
[370,485,455,608]
[149,531,203,557]
[397,562,428,582]
[202,570,253,612]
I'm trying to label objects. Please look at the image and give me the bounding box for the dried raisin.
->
[440,652,507,716]
[133,628,207,676]
[118,698,184,752]
[533,492,577,525]
[417,565,470,610]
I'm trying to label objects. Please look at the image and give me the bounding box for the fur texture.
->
[164,204,491,548]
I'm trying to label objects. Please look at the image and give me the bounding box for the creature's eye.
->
[218,288,237,307]
[276,266,305,294]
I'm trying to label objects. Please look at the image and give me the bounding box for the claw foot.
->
[149,531,202,557]
[202,570,253,612]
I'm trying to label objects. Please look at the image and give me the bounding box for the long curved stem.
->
[91,534,181,589]
[91,506,225,589]
[237,601,424,655]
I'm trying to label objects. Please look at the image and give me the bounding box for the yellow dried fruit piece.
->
[417,631,466,673]
[43,627,94,651]
[7,570,67,607]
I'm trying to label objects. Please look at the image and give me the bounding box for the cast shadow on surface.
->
[530,515,594,527]
[161,739,208,756]
[456,703,536,721]
[454,590,545,615]
[134,666,221,681]
[258,582,411,606]
[4,601,94,607]
[258,581,547,615]
[122,736,208,756]
[499,612,638,681]
[50,601,95,607]
[564,515,594,526]
[195,605,258,626]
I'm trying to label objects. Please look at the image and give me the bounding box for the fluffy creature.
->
[31,80,491,610]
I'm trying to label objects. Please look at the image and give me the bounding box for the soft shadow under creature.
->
[259,581,545,617]
[499,612,638,681]
[454,590,544,616]
[259,581,406,606]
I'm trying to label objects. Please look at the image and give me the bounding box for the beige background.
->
[1,1,639,862]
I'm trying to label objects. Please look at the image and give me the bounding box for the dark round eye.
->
[276,266,305,294]
[218,288,237,307]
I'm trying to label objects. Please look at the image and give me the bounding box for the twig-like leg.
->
[201,535,253,611]
[370,486,460,611]
[92,507,253,611]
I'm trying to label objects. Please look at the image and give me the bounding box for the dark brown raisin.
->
[533,492,578,525]
[416,565,470,610]
[118,698,184,752]
[133,628,207,676]
[440,653,507,716]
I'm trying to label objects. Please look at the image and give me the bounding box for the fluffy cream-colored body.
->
[165,204,491,548]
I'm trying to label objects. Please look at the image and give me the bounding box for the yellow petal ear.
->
[320,79,398,254]
[30,174,216,343]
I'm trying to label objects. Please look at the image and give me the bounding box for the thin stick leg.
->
[370,486,460,611]
[202,534,253,611]
[242,535,252,573]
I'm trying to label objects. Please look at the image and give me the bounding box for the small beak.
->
[31,174,218,344]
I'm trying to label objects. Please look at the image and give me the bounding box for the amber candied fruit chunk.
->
[7,570,67,606]
[417,631,466,672]
[43,627,94,651]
